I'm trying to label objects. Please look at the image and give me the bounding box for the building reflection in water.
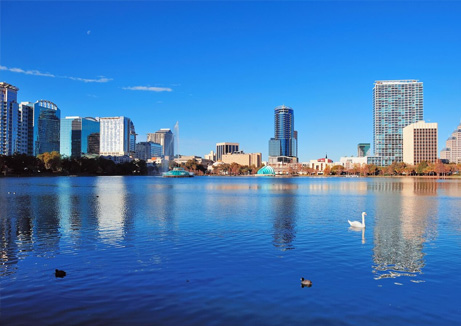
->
[270,180,298,251]
[95,177,129,246]
[145,183,177,233]
[1,189,61,275]
[372,178,438,280]
[57,177,100,249]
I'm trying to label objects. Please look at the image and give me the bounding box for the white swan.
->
[348,212,366,228]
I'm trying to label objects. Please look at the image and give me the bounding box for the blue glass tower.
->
[60,117,100,157]
[33,100,61,155]
[269,105,297,159]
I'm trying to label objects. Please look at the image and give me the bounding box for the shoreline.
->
[1,174,459,179]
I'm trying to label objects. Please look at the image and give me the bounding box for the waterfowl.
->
[301,277,312,287]
[348,212,367,228]
[55,269,66,278]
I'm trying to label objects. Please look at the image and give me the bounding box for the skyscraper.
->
[440,122,461,164]
[147,129,174,159]
[373,80,423,165]
[268,105,297,163]
[0,82,19,155]
[60,116,100,157]
[33,100,61,155]
[100,116,134,156]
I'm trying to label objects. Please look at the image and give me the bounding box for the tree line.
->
[2,153,460,177]
[298,161,461,177]
[0,152,150,176]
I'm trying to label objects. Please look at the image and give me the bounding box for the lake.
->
[1,176,460,325]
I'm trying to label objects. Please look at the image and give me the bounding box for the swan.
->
[301,277,312,287]
[348,212,366,228]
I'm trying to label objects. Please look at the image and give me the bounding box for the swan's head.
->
[362,212,367,216]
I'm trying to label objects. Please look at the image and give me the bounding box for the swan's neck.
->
[362,214,365,226]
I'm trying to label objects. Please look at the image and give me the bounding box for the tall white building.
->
[0,82,19,155]
[440,122,461,163]
[373,80,423,165]
[99,117,135,156]
[403,121,438,165]
[18,102,34,156]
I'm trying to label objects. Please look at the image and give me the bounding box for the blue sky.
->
[1,1,460,162]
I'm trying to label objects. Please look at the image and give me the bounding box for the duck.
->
[55,269,66,278]
[301,277,312,287]
[348,212,366,228]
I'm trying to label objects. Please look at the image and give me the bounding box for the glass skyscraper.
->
[268,105,297,160]
[373,80,423,165]
[33,100,61,155]
[60,117,100,157]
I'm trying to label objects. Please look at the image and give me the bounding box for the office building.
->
[373,80,423,165]
[60,117,100,157]
[18,102,34,156]
[216,142,239,161]
[268,105,297,163]
[403,121,438,165]
[358,143,370,157]
[221,152,262,167]
[100,117,135,156]
[135,141,162,161]
[0,82,19,155]
[147,129,174,159]
[33,100,61,155]
[440,122,461,164]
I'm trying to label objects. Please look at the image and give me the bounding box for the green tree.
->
[416,161,428,175]
[37,151,62,172]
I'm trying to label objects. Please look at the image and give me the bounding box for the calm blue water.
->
[1,176,460,325]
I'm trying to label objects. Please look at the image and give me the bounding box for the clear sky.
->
[1,1,460,162]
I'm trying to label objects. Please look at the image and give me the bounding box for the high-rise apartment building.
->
[60,116,100,157]
[100,117,134,156]
[147,129,174,159]
[268,105,297,163]
[440,122,461,164]
[216,142,239,161]
[0,82,19,155]
[18,102,34,156]
[373,80,423,165]
[403,121,438,165]
[33,100,61,155]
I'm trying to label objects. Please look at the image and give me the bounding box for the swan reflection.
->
[349,226,365,244]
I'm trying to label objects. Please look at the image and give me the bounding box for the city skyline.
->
[1,1,460,161]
